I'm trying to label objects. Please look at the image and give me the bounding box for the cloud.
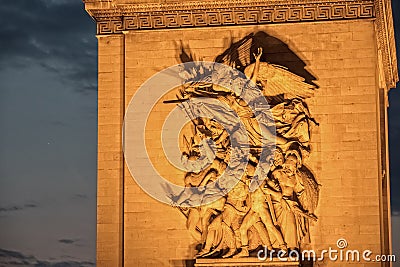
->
[0,203,38,213]
[0,0,97,92]
[58,239,79,245]
[0,248,94,267]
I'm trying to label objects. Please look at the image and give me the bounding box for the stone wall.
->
[94,20,389,266]
[97,35,124,267]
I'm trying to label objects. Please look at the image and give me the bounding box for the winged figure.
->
[214,33,317,100]
[244,61,315,99]
[166,32,321,258]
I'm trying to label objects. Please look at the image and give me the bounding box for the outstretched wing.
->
[215,34,253,70]
[297,166,320,215]
[244,62,316,99]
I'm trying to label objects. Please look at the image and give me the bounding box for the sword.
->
[265,194,277,226]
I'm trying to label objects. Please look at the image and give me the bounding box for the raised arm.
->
[250,47,263,84]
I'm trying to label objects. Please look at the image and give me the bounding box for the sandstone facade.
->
[84,0,398,266]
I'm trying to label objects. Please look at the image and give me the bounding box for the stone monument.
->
[83,0,398,266]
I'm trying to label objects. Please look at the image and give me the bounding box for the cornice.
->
[374,0,398,89]
[86,1,375,33]
[83,0,398,89]
[87,0,370,13]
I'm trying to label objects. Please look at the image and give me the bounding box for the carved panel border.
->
[93,1,374,34]
[374,0,398,89]
[85,0,397,89]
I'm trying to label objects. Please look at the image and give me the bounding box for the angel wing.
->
[244,62,316,99]
[214,34,253,70]
[297,166,320,215]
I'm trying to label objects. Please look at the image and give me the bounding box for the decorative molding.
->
[95,0,373,13]
[374,0,398,89]
[84,0,398,89]
[88,1,375,35]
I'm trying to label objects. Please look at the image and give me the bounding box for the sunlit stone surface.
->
[83,0,398,266]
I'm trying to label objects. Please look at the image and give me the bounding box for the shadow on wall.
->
[180,31,318,88]
[173,30,318,267]
[170,259,195,267]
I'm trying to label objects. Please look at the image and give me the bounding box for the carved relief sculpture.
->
[166,34,321,259]
[84,0,398,265]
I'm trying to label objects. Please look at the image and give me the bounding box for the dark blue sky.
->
[0,1,97,265]
[0,0,398,265]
